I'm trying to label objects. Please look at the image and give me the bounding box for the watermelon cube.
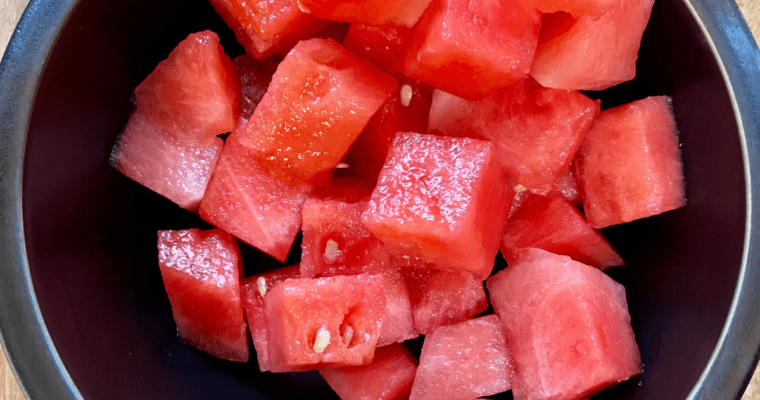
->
[428,77,600,195]
[487,248,642,400]
[501,193,624,269]
[402,268,488,335]
[376,269,418,346]
[575,96,685,228]
[199,134,308,262]
[265,274,386,372]
[361,132,511,279]
[403,0,540,100]
[298,0,433,27]
[207,0,330,60]
[409,315,512,400]
[529,0,655,90]
[320,343,417,400]
[241,265,301,372]
[233,54,279,127]
[156,229,248,362]
[342,23,413,78]
[237,38,397,187]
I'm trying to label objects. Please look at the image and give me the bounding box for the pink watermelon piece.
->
[241,265,301,372]
[501,192,624,269]
[402,268,488,335]
[199,134,308,262]
[237,38,397,188]
[376,269,418,346]
[110,113,223,211]
[410,315,512,400]
[233,54,279,127]
[428,77,599,195]
[576,96,685,228]
[320,343,417,400]
[265,273,386,372]
[342,23,414,78]
[529,0,655,90]
[207,0,330,60]
[403,0,540,100]
[298,0,433,27]
[133,30,240,140]
[518,0,617,18]
[156,229,248,362]
[487,248,642,400]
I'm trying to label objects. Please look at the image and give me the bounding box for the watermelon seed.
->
[323,239,341,264]
[400,84,413,107]
[256,277,267,297]
[336,162,349,169]
[514,184,528,192]
[313,326,331,354]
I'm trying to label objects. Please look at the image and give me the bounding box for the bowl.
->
[1,0,759,398]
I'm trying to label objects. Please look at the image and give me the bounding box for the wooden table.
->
[1,0,759,399]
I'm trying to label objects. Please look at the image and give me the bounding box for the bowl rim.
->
[0,0,758,399]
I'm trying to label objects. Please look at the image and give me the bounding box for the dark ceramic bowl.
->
[0,0,759,399]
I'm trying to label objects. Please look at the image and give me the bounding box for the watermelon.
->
[320,343,417,400]
[428,77,599,195]
[576,96,685,228]
[207,0,330,60]
[518,0,617,18]
[265,273,386,372]
[110,113,223,211]
[310,177,376,203]
[236,38,397,188]
[501,192,624,269]
[403,0,540,100]
[362,132,512,279]
[233,54,280,126]
[156,229,248,362]
[409,315,512,400]
[376,269,418,346]
[402,268,488,335]
[529,0,655,90]
[342,23,413,78]
[298,0,433,27]
[487,248,642,400]
[241,265,301,372]
[557,162,582,207]
[199,133,308,262]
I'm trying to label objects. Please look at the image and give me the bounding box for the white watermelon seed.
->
[256,277,267,297]
[400,84,413,107]
[313,326,331,354]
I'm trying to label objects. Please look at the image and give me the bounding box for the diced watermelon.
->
[110,113,223,211]
[310,177,376,203]
[265,274,386,372]
[403,0,540,100]
[518,0,617,18]
[501,193,624,269]
[342,23,413,78]
[376,269,418,346]
[402,268,488,335]
[428,77,599,194]
[576,96,685,228]
[320,343,417,400]
[233,54,279,127]
[529,0,655,90]
[339,80,433,183]
[410,315,512,400]
[156,229,248,362]
[199,134,308,262]
[207,0,330,60]
[557,162,582,207]
[133,30,239,140]
[298,0,433,27]
[487,249,642,400]
[237,38,397,187]
[508,183,532,218]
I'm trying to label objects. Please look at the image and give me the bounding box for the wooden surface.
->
[0,0,759,399]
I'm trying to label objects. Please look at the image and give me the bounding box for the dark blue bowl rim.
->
[0,0,758,399]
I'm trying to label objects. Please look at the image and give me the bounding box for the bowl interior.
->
[20,0,746,398]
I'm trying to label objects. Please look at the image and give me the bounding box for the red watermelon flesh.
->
[342,23,413,78]
[402,268,488,335]
[403,0,540,100]
[518,0,617,18]
[530,0,655,91]
[428,77,599,195]
[576,96,685,228]
[298,0,433,28]
[410,315,512,400]
[487,248,642,400]
[110,112,223,212]
[237,38,397,188]
[339,80,433,183]
[557,162,582,207]
[320,343,417,400]
[157,229,248,362]
[310,176,376,203]
[233,54,280,127]
[501,193,624,269]
[199,134,308,262]
[362,133,512,279]
[208,0,330,60]
[265,273,386,372]
[134,30,239,141]
[376,269,418,347]
[241,265,301,372]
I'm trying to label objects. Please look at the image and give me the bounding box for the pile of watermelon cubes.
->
[109,0,686,398]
